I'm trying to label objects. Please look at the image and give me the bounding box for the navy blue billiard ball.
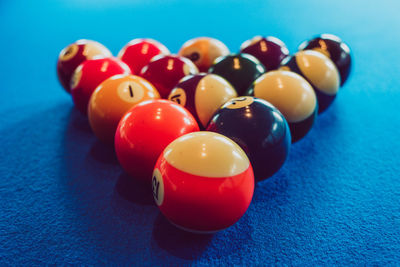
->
[240,36,289,71]
[209,53,266,96]
[246,70,318,143]
[280,50,340,113]
[298,34,351,86]
[206,96,291,181]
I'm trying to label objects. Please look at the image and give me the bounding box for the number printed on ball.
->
[152,169,164,206]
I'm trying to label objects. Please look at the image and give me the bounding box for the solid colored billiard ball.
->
[140,55,199,98]
[280,50,340,113]
[168,73,237,129]
[206,97,291,181]
[115,99,199,183]
[88,74,160,144]
[178,37,230,72]
[118,38,170,74]
[209,53,266,95]
[298,34,351,86]
[153,131,254,233]
[57,39,112,92]
[246,70,317,143]
[240,36,289,71]
[70,57,131,114]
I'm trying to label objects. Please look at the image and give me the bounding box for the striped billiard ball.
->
[246,70,318,143]
[168,73,237,129]
[298,34,351,86]
[153,131,254,233]
[280,50,340,113]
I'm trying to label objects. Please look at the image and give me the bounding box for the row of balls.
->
[57,35,351,233]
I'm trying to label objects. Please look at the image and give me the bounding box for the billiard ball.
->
[240,36,289,70]
[153,131,254,233]
[280,50,340,113]
[115,99,199,183]
[206,97,291,181]
[140,55,199,98]
[298,34,351,86]
[88,74,160,144]
[209,53,266,96]
[178,37,230,72]
[57,39,112,92]
[246,70,317,143]
[70,57,131,114]
[118,38,170,74]
[168,73,237,129]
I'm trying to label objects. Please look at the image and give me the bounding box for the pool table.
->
[1,0,399,265]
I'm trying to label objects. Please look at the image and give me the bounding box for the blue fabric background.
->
[1,0,399,265]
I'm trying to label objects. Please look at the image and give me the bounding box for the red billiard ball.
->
[168,73,237,129]
[240,36,289,71]
[280,50,340,113]
[246,70,317,142]
[153,131,254,233]
[178,37,230,72]
[140,55,199,98]
[115,99,200,183]
[70,57,131,114]
[57,39,112,92]
[118,38,170,74]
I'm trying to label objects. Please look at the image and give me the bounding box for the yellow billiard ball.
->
[88,74,160,144]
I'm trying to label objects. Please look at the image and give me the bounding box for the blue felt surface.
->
[1,0,400,265]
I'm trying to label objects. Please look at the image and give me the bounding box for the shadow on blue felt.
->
[60,104,162,262]
[115,173,154,205]
[89,140,119,165]
[151,213,213,260]
[67,107,92,134]
[151,205,255,261]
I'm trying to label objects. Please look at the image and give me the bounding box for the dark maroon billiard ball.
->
[240,36,289,71]
[209,53,266,96]
[168,73,237,129]
[298,34,351,86]
[206,96,291,181]
[246,70,318,143]
[140,55,199,98]
[280,50,340,113]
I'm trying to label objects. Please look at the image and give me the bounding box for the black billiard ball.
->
[298,34,351,86]
[206,96,291,181]
[208,53,266,95]
[246,70,318,143]
[280,50,340,113]
[240,36,289,70]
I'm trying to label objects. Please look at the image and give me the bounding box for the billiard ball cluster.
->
[57,34,351,233]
